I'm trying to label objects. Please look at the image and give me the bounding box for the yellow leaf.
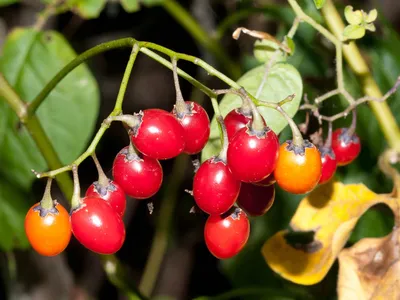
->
[262,181,389,285]
[338,228,400,300]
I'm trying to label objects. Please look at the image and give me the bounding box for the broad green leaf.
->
[201,63,302,162]
[120,0,140,12]
[253,40,286,64]
[0,177,30,251]
[0,0,17,6]
[312,0,325,10]
[0,28,99,189]
[344,6,362,25]
[343,24,365,40]
[69,0,106,18]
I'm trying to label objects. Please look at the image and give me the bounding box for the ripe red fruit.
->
[331,128,361,166]
[173,101,210,154]
[25,202,71,256]
[253,173,276,186]
[274,140,322,194]
[227,125,279,183]
[130,109,185,160]
[112,146,163,199]
[318,146,337,184]
[224,109,252,142]
[237,183,275,216]
[193,157,241,215]
[204,208,250,259]
[70,197,125,254]
[85,181,126,216]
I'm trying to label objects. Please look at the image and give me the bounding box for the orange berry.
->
[274,140,322,194]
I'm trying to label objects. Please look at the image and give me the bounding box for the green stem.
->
[40,177,54,210]
[161,0,241,79]
[321,0,400,151]
[138,154,189,297]
[0,74,27,120]
[114,44,140,113]
[28,38,135,116]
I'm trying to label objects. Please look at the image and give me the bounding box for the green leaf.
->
[0,28,99,189]
[0,177,30,251]
[344,6,362,25]
[68,0,107,19]
[120,0,140,12]
[253,40,286,64]
[312,0,326,10]
[201,63,302,162]
[0,0,18,6]
[284,36,295,56]
[141,0,164,6]
[343,24,365,40]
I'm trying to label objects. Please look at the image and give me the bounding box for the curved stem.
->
[28,38,135,116]
[70,165,80,209]
[114,44,140,114]
[161,0,241,79]
[40,177,54,210]
[347,108,357,136]
[277,105,304,147]
[171,58,186,112]
[91,153,109,187]
[321,0,400,151]
[324,121,333,148]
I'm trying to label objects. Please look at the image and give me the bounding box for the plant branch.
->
[321,0,400,151]
[161,0,241,79]
[35,44,140,179]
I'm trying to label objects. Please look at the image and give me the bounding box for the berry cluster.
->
[24,97,361,258]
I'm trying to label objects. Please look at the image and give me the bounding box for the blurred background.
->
[0,0,400,299]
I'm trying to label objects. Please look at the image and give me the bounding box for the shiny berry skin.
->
[227,126,279,183]
[274,140,322,194]
[254,173,276,186]
[237,183,275,216]
[193,157,241,215]
[112,146,163,199]
[224,109,252,142]
[85,180,126,216]
[25,202,71,256]
[318,146,337,184]
[71,197,125,254]
[173,101,210,154]
[331,128,361,166]
[204,208,250,259]
[130,109,185,160]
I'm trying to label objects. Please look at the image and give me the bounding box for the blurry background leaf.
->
[0,178,30,251]
[0,28,99,192]
[313,0,326,10]
[120,0,140,12]
[0,0,17,7]
[68,0,107,19]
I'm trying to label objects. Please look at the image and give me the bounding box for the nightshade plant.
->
[1,0,400,299]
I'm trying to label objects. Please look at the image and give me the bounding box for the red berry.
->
[173,101,210,154]
[224,109,252,142]
[227,125,279,183]
[318,146,337,184]
[253,173,276,186]
[331,128,361,166]
[85,180,126,216]
[204,208,250,259]
[130,109,185,160]
[193,157,241,215]
[112,146,163,199]
[71,197,125,254]
[237,183,275,216]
